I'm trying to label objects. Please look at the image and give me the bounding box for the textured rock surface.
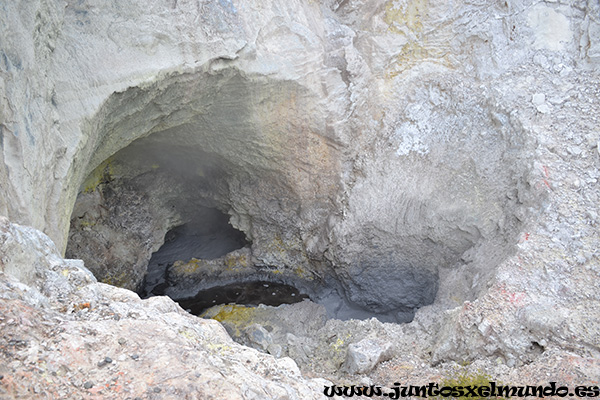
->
[0,220,329,399]
[344,338,393,375]
[0,0,599,397]
[41,0,557,319]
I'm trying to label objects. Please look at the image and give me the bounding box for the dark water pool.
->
[176,281,310,315]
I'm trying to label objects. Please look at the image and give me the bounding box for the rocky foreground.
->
[0,216,332,399]
[2,160,600,398]
[1,0,600,398]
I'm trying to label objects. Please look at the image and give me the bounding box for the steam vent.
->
[1,0,599,398]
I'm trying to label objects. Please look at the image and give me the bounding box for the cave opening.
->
[65,118,327,321]
[138,206,249,298]
[135,207,312,315]
[65,69,538,330]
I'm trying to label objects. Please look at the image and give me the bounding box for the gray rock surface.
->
[3,0,583,318]
[0,0,599,396]
[0,219,329,399]
[345,338,394,375]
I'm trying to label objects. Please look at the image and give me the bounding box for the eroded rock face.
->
[64,70,341,294]
[1,0,600,390]
[0,219,329,398]
[49,0,551,319]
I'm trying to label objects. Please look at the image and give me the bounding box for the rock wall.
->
[0,218,330,398]
[0,0,571,318]
[1,0,600,391]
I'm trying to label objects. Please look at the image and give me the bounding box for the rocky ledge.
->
[0,217,330,399]
[1,0,600,398]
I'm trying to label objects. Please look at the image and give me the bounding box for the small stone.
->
[359,376,372,386]
[533,53,549,68]
[345,338,393,374]
[97,356,113,367]
[0,375,3,380]
[118,338,126,345]
[548,95,566,105]
[532,93,546,105]
[267,343,283,358]
[131,354,140,360]
[569,146,582,156]
[153,387,162,393]
[244,324,273,351]
[537,104,551,114]
[83,381,94,389]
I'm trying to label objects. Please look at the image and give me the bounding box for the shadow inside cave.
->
[138,207,314,316]
[176,280,310,315]
[139,206,248,298]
